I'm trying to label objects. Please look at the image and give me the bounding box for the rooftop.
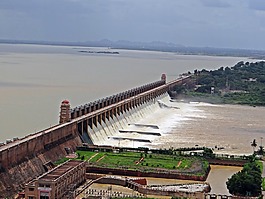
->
[39,160,84,182]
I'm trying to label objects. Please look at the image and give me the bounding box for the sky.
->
[0,0,265,50]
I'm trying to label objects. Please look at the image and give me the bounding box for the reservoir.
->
[0,43,262,145]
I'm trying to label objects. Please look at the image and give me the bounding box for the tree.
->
[203,148,214,158]
[175,61,265,105]
[226,161,262,197]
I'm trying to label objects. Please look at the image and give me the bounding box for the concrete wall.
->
[0,123,78,169]
[208,159,247,166]
[0,124,82,197]
[71,80,166,120]
[86,166,210,181]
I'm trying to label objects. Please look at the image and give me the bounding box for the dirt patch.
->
[177,161,182,168]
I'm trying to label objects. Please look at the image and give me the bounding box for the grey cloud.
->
[200,0,231,8]
[0,0,265,50]
[0,0,88,16]
[248,0,265,11]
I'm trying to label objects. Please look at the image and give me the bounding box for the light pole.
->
[260,137,264,155]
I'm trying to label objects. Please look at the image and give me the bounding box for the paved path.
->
[88,153,98,161]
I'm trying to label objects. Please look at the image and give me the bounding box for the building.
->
[25,160,86,199]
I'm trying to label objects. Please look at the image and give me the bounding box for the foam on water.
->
[86,93,265,155]
[93,94,207,149]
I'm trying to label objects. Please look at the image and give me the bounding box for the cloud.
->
[248,0,265,11]
[0,0,265,49]
[200,0,231,8]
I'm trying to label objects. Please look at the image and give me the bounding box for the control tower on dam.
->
[0,74,192,197]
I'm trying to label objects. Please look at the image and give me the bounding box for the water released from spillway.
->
[84,94,166,146]
[87,94,265,155]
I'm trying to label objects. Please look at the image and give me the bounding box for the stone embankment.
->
[86,165,210,181]
[207,158,247,166]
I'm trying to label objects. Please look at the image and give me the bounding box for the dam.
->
[0,74,192,196]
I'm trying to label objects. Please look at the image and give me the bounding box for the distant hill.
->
[0,39,265,59]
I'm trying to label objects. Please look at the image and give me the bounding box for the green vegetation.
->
[55,149,209,176]
[81,150,208,175]
[54,157,69,165]
[226,157,262,197]
[176,61,265,106]
[55,146,254,178]
[262,178,265,191]
[258,160,265,191]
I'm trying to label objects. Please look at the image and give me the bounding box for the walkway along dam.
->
[0,74,191,196]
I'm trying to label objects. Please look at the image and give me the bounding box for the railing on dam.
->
[70,74,191,121]
[70,79,166,120]
[68,75,192,144]
[69,75,191,124]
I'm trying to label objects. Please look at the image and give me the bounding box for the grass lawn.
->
[87,152,193,170]
[57,150,209,176]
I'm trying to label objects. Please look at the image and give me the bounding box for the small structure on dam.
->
[59,99,71,124]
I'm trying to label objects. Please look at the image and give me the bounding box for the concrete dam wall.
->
[0,123,81,197]
[0,75,191,197]
[79,93,167,146]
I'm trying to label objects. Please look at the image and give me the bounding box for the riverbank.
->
[173,61,265,106]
